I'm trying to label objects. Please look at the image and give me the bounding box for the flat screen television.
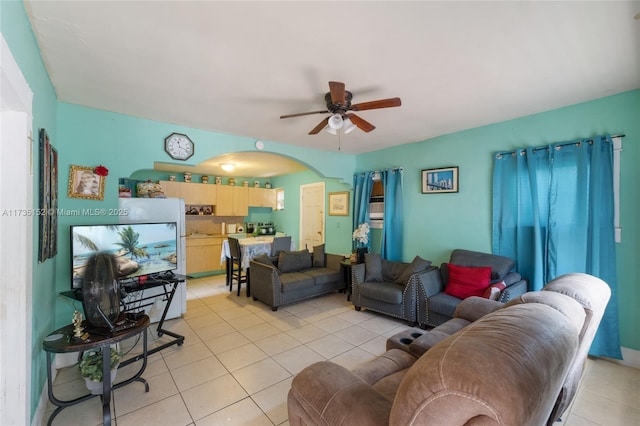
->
[70,222,178,289]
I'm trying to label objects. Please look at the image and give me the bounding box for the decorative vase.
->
[201,175,209,184]
[184,172,192,183]
[84,367,118,395]
[356,247,368,264]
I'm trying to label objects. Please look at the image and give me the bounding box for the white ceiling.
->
[24,1,640,175]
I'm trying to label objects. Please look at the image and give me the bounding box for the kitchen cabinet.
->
[159,181,217,205]
[160,180,181,198]
[216,185,248,216]
[248,187,276,208]
[186,236,224,274]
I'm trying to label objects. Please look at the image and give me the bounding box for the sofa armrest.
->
[249,260,282,308]
[500,278,528,302]
[325,253,344,271]
[415,267,444,297]
[454,296,504,322]
[352,262,365,285]
[288,362,391,426]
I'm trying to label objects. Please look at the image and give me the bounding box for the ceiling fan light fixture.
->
[220,163,235,172]
[324,126,338,135]
[327,113,344,130]
[343,117,356,134]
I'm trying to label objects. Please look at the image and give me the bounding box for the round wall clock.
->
[164,133,194,161]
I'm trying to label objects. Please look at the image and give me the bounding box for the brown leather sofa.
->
[288,273,610,425]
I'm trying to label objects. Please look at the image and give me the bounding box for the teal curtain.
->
[380,168,403,261]
[352,171,374,250]
[492,135,621,359]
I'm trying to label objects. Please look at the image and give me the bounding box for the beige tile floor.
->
[44,275,640,426]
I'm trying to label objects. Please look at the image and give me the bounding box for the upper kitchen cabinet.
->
[248,187,276,209]
[159,180,217,204]
[216,185,249,216]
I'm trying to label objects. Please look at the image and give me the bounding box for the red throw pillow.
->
[444,264,492,299]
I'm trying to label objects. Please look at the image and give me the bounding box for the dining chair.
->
[270,236,292,263]
[228,237,248,296]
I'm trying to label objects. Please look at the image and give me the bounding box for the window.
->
[369,177,384,229]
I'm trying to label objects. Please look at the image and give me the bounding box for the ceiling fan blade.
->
[328,81,346,105]
[346,113,376,133]
[280,110,328,119]
[351,97,401,111]
[308,117,329,135]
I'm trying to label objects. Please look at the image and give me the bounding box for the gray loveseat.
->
[249,246,344,311]
[417,249,528,327]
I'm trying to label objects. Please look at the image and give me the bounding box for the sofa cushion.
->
[313,244,325,267]
[365,253,384,282]
[396,256,432,285]
[359,281,404,304]
[449,249,515,282]
[252,253,279,273]
[383,260,408,283]
[279,271,315,292]
[302,267,341,286]
[444,263,492,299]
[278,249,312,273]
[429,292,462,319]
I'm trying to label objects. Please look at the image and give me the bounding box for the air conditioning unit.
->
[369,198,384,228]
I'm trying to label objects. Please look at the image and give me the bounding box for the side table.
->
[340,259,353,301]
[42,315,151,426]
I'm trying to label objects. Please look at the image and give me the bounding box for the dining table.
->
[220,236,290,269]
[220,236,296,294]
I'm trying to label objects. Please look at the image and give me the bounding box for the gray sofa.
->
[288,273,611,426]
[249,246,344,311]
[417,249,528,327]
[351,254,435,325]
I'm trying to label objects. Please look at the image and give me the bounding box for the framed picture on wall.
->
[421,166,459,194]
[328,191,349,216]
[67,165,106,200]
[38,129,51,262]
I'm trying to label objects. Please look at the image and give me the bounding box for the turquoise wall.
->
[357,90,640,351]
[53,103,356,325]
[270,170,352,256]
[1,1,59,420]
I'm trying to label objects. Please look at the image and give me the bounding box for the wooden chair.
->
[228,237,248,296]
[270,236,292,264]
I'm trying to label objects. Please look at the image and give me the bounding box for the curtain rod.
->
[495,134,625,158]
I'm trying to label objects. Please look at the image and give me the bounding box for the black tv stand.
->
[62,273,188,365]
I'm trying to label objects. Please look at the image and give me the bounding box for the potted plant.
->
[79,347,121,395]
[352,223,370,264]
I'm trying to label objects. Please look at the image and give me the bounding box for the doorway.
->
[1,35,34,426]
[299,182,325,250]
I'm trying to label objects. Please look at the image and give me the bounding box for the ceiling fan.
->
[280,81,401,135]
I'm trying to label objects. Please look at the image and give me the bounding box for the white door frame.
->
[0,34,34,426]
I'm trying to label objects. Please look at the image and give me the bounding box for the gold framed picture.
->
[328,191,349,216]
[67,165,105,200]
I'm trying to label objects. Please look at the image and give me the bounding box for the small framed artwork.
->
[422,166,459,194]
[328,191,349,216]
[67,165,106,200]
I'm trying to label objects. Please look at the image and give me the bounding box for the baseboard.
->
[603,346,640,370]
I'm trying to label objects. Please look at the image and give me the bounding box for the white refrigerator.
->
[118,197,187,322]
